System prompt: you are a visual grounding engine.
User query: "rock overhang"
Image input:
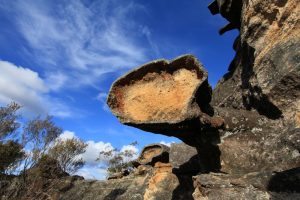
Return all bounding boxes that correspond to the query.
[107,54,213,138]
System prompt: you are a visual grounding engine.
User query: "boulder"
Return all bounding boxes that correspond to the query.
[107,54,213,139]
[192,168,300,200]
[133,143,170,167]
[143,162,178,200]
[169,143,201,174]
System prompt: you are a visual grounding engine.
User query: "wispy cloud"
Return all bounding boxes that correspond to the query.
[1,0,155,90]
[96,92,110,112]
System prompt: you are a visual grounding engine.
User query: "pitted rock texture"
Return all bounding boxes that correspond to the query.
[133,143,170,167]
[143,162,177,200]
[169,143,201,174]
[192,168,300,200]
[204,0,300,199]
[107,54,213,138]
[210,0,300,176]
[212,0,300,122]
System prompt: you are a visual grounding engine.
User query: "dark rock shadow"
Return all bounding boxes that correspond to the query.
[171,174,194,200]
[171,129,221,200]
[171,155,199,200]
[200,130,221,172]
[239,43,283,119]
[267,167,300,193]
[104,188,127,200]
[196,80,214,116]
[242,86,283,119]
[172,154,202,175]
[222,37,283,120]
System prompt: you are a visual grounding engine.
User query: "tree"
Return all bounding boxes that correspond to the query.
[0,103,24,175]
[97,141,138,176]
[22,116,62,167]
[48,138,87,174]
[0,140,24,174]
[0,102,21,140]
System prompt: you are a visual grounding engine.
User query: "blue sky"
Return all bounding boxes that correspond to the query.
[0,0,238,179]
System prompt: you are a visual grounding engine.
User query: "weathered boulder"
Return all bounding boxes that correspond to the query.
[144,162,195,200]
[192,168,300,200]
[107,54,213,139]
[219,125,300,174]
[133,165,153,176]
[169,143,201,174]
[143,162,178,200]
[133,143,170,167]
[107,169,129,180]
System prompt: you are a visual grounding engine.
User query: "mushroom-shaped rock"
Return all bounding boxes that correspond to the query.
[133,143,170,167]
[107,55,212,139]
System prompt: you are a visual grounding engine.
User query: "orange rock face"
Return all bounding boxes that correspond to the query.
[144,162,178,200]
[107,55,212,138]
[118,69,200,122]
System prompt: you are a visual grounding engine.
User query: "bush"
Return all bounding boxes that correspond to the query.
[0,102,88,178]
[0,140,24,174]
[0,103,24,175]
[0,102,20,139]
[48,138,87,174]
[22,116,62,167]
[98,141,138,176]
[28,155,68,179]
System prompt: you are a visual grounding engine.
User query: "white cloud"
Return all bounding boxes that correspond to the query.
[81,140,114,166]
[121,144,139,154]
[57,130,114,167]
[76,167,107,180]
[0,60,71,118]
[2,0,156,90]
[120,144,139,162]
[61,130,140,180]
[160,141,175,147]
[58,130,77,141]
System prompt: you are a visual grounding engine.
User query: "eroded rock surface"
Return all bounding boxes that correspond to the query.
[107,54,214,140]
[197,0,300,199]
[192,168,300,200]
[212,0,300,122]
[134,144,170,167]
[169,143,201,174]
[104,0,300,198]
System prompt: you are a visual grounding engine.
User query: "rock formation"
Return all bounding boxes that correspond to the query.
[133,143,170,167]
[107,55,219,144]
[106,0,300,199]
[1,0,299,199]
[208,0,243,34]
